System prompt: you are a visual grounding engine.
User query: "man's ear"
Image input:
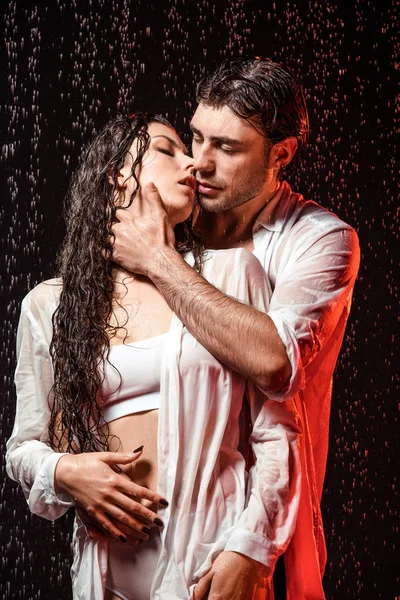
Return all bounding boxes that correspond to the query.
[270,137,298,171]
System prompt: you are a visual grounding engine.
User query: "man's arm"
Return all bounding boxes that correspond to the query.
[154,246,291,393]
[112,185,291,396]
[112,183,360,398]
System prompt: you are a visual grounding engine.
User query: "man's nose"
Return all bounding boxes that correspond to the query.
[193,147,214,173]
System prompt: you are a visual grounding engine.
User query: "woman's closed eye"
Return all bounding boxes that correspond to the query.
[157,147,174,157]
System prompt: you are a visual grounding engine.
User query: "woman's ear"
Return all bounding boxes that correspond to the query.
[108,168,129,208]
[108,169,127,188]
[270,137,298,171]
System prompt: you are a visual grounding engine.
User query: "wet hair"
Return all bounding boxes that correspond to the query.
[196,56,309,179]
[49,113,203,453]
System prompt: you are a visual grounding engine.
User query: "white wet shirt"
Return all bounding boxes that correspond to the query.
[6,247,302,600]
[251,181,360,600]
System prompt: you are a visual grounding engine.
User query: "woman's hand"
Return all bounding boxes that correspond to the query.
[75,506,144,545]
[54,448,168,542]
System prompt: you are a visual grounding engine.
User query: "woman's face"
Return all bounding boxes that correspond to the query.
[116,122,196,226]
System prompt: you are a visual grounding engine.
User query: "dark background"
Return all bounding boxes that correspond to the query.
[1,1,398,598]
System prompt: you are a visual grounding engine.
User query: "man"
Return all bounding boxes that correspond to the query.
[112,57,360,599]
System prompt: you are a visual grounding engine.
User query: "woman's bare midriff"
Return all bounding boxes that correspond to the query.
[104,273,172,509]
[102,411,160,600]
[105,409,159,511]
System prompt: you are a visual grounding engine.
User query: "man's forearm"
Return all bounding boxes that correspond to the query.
[150,247,291,394]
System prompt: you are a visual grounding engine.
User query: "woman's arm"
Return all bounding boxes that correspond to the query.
[6,284,167,541]
[6,288,75,520]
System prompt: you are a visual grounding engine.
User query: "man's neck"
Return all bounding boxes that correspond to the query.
[195,184,280,250]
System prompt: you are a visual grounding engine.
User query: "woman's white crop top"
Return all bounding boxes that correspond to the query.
[100,333,166,423]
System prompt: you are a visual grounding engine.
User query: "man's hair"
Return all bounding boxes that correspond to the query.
[196,57,309,179]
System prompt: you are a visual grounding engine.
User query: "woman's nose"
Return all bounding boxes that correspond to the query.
[183,155,195,174]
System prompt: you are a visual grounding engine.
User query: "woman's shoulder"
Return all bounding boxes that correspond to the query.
[22,278,62,317]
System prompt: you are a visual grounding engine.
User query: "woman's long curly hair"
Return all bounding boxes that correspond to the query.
[49,113,203,453]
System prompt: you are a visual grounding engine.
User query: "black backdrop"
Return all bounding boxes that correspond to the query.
[1,1,398,599]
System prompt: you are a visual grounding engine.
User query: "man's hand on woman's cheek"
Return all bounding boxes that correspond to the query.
[112,182,176,275]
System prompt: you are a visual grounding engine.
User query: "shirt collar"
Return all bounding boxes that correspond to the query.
[253,180,293,234]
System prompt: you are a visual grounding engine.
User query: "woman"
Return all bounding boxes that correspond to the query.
[6,114,301,600]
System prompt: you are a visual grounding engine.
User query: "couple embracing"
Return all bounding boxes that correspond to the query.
[6,57,359,600]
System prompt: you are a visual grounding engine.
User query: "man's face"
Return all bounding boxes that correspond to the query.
[190,103,275,213]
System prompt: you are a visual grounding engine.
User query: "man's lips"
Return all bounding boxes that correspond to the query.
[197,181,222,195]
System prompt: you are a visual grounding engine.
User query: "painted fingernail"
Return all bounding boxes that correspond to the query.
[154,518,164,527]
[142,526,151,535]
[133,445,144,453]
[159,499,169,507]
[119,535,127,543]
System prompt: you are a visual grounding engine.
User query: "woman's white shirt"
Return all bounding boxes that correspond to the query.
[6,248,301,600]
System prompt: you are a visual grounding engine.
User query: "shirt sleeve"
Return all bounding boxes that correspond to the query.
[5,287,75,520]
[266,223,360,401]
[224,385,302,574]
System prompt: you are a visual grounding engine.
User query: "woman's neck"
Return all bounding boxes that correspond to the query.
[112,266,156,298]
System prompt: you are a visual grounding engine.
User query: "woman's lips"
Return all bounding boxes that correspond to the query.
[178,175,197,195]
[178,175,197,191]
